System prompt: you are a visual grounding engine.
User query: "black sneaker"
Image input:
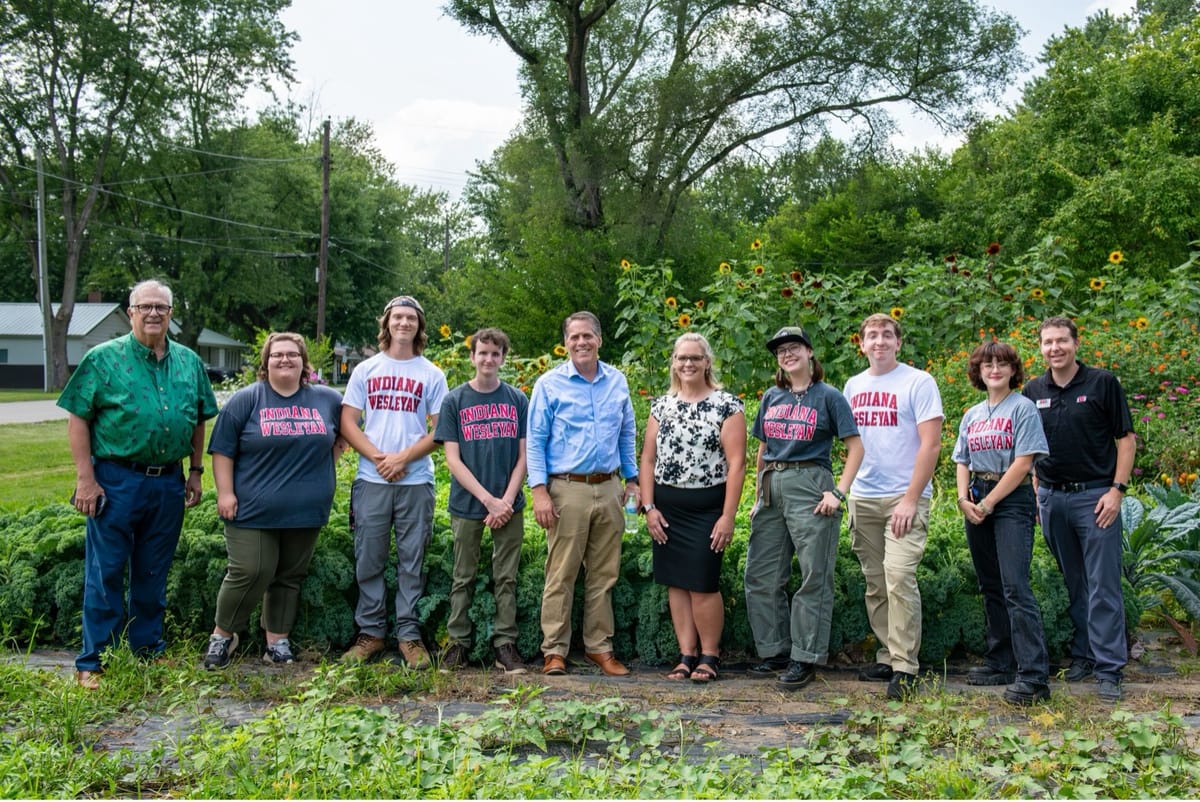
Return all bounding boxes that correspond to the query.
[1096,678,1123,702]
[493,643,527,674]
[776,660,815,689]
[857,662,894,682]
[967,665,1015,686]
[203,633,239,670]
[1002,680,1051,706]
[441,642,469,670]
[263,638,295,664]
[748,654,790,675]
[1062,660,1095,682]
[886,671,919,700]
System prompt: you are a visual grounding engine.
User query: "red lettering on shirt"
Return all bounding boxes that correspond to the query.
[850,391,899,428]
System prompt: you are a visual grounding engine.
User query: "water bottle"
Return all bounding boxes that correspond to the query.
[623,496,639,534]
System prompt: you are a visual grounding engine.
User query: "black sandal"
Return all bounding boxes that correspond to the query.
[691,654,720,683]
[665,654,699,680]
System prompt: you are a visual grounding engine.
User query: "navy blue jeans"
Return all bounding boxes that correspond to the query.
[77,460,185,672]
[965,483,1049,684]
[1038,485,1127,681]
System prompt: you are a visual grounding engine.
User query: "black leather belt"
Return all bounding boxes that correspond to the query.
[551,471,618,484]
[1040,479,1111,493]
[971,472,1032,485]
[99,458,180,477]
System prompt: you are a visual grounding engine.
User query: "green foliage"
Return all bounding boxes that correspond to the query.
[1123,481,1200,624]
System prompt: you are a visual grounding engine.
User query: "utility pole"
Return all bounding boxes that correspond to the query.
[35,148,52,392]
[316,119,331,339]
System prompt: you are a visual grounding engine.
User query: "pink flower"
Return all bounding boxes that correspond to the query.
[1177,386,1189,394]
[1141,416,1151,422]
[1158,412,1166,419]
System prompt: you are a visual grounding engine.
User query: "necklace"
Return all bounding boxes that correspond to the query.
[791,382,812,405]
[985,391,1012,419]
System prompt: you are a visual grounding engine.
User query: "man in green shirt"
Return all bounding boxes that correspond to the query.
[57,279,218,689]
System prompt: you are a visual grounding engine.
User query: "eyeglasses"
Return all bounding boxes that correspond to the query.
[674,355,706,363]
[775,345,806,358]
[269,352,302,361]
[131,304,171,315]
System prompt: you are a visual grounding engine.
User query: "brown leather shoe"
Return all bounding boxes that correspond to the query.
[585,651,630,676]
[542,654,568,675]
[76,670,101,690]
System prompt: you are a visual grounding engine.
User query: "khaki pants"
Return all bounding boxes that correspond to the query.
[848,495,930,675]
[447,512,525,647]
[539,477,623,656]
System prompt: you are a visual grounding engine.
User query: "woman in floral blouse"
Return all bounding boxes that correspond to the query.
[639,333,746,682]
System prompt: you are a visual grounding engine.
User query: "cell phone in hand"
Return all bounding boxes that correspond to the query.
[70,491,107,517]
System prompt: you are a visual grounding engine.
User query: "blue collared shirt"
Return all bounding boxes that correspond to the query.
[526,359,638,486]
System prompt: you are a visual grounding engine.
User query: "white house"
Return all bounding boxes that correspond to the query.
[0,302,245,388]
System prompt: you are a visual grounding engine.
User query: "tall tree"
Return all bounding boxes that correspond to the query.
[448,0,1024,251]
[0,0,293,388]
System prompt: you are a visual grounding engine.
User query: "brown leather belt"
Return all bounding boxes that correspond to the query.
[971,471,1032,485]
[551,471,618,485]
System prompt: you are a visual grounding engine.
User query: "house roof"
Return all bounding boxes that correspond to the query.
[0,302,122,337]
[0,302,244,348]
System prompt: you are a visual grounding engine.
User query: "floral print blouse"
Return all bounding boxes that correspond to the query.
[651,389,744,489]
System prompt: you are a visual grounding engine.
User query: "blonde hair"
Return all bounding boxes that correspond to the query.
[668,332,721,394]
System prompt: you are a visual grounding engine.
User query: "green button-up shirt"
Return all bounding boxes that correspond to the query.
[57,333,219,465]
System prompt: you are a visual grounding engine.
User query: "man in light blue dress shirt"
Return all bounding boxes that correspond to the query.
[527,311,639,676]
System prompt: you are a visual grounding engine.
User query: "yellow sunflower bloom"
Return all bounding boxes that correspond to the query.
[1030,288,1045,300]
[666,296,678,309]
[1108,250,1124,264]
[753,264,765,275]
[439,324,452,339]
[718,262,731,274]
[677,313,692,327]
[695,299,705,309]
[1133,317,1149,330]
[889,307,903,320]
[751,239,763,250]
[464,335,473,348]
[553,344,567,357]
[1089,278,1106,291]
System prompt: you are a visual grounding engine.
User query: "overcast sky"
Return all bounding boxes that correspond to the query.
[262,0,1138,196]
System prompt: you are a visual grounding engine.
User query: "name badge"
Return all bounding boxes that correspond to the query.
[1076,395,1088,403]
[1036,398,1051,409]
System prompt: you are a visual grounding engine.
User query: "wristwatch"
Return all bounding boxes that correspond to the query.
[1112,481,1128,493]
[640,503,657,515]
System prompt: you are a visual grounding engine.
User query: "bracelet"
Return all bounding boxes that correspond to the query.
[979,501,992,515]
[957,496,969,504]
[830,487,846,502]
[189,465,204,474]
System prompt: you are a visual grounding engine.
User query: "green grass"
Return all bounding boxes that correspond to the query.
[0,389,60,402]
[0,421,73,509]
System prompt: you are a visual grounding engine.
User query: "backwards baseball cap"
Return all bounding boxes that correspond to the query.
[384,295,424,317]
[766,325,813,353]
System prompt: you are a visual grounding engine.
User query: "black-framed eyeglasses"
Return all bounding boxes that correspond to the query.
[775,345,805,358]
[131,303,171,315]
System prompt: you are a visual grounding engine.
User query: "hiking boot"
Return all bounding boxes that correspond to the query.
[886,671,919,700]
[203,633,239,670]
[263,638,295,665]
[441,642,469,670]
[967,665,1015,686]
[1062,660,1095,682]
[857,662,894,682]
[341,633,385,663]
[748,654,790,676]
[494,643,527,674]
[399,639,432,670]
[1097,678,1123,702]
[776,660,815,689]
[1002,680,1051,706]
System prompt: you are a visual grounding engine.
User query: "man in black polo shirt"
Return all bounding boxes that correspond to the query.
[1023,316,1135,702]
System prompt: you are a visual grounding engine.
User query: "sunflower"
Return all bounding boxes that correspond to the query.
[889,307,904,320]
[677,313,692,328]
[961,269,972,278]
[945,253,957,263]
[803,299,815,308]
[780,287,795,299]
[438,324,452,339]
[718,262,731,274]
[665,296,678,309]
[620,258,631,270]
[694,299,705,309]
[850,333,861,345]
[753,264,765,275]
[1108,250,1124,264]
[553,344,567,357]
[538,356,548,368]
[751,238,763,250]
[986,242,1001,256]
[1030,288,1045,300]
[789,271,803,283]
[464,335,473,348]
[1089,277,1106,291]
[736,280,747,290]
[1133,317,1149,330]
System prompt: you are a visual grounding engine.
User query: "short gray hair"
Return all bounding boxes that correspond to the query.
[129,279,173,307]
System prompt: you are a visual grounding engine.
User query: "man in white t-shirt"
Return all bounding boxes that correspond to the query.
[843,313,943,699]
[339,295,448,669]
